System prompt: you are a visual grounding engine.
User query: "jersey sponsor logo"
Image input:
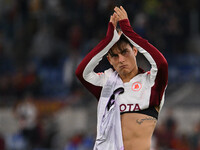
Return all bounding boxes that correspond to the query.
[131,82,142,91]
[120,103,141,112]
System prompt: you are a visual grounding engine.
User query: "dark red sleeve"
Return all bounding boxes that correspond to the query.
[119,19,168,106]
[75,23,115,99]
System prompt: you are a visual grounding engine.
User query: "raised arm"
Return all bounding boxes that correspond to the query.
[114,6,168,106]
[75,18,120,99]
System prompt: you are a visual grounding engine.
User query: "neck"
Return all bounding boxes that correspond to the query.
[120,67,139,83]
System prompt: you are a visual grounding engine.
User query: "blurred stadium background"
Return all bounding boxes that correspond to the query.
[0,0,200,150]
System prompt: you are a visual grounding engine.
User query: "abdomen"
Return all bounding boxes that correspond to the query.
[121,113,157,150]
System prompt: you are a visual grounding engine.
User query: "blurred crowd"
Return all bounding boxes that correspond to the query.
[154,113,200,150]
[1,107,199,150]
[0,0,200,149]
[62,115,200,150]
[1,0,200,100]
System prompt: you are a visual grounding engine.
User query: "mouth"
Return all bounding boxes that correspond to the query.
[119,65,127,69]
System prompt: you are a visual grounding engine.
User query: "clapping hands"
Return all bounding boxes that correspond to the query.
[109,6,128,29]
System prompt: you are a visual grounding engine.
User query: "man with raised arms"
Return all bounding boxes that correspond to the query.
[76,6,168,150]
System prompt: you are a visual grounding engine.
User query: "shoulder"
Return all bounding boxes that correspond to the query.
[104,68,114,79]
[104,68,114,74]
[100,68,114,85]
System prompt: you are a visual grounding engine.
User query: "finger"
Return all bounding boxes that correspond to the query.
[120,6,127,14]
[113,12,119,20]
[109,15,113,23]
[114,13,120,24]
[114,14,119,26]
[114,6,123,16]
[113,14,116,21]
[112,15,116,26]
[110,14,117,28]
[115,6,128,20]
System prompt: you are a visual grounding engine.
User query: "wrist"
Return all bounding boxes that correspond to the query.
[106,22,115,37]
[119,19,130,27]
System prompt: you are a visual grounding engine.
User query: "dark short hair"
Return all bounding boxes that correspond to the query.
[108,34,133,56]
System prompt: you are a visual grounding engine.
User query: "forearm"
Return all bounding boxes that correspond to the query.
[75,22,119,98]
[82,27,119,84]
[119,19,168,83]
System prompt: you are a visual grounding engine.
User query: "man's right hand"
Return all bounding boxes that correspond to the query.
[110,9,123,36]
[109,13,118,29]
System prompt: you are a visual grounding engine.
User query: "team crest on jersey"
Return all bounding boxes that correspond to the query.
[131,82,142,91]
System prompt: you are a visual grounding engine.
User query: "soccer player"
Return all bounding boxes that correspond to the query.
[76,6,168,150]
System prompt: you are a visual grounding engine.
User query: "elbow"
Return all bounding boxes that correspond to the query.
[162,60,168,70]
[158,58,168,71]
[159,60,168,81]
[163,59,168,70]
[157,59,168,80]
[75,67,82,80]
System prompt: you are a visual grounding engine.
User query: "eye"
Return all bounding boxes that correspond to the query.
[111,54,118,58]
[121,49,128,55]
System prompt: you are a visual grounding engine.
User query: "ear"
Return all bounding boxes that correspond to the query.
[107,55,113,65]
[133,47,138,56]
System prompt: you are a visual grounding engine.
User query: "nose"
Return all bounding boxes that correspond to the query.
[118,54,125,63]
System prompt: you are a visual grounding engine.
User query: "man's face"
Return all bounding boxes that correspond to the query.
[107,42,138,78]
